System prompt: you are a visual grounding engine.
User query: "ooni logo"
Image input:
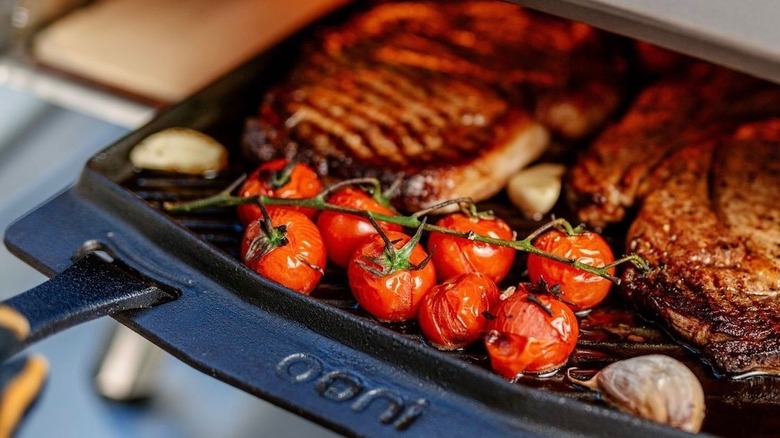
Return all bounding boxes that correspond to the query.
[276,353,428,431]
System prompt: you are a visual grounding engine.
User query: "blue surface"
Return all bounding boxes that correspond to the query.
[0,86,129,293]
[0,86,337,437]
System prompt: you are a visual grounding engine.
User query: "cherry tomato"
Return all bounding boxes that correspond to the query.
[427,214,515,284]
[237,159,323,224]
[527,229,615,312]
[317,187,402,267]
[348,231,436,322]
[418,272,499,350]
[241,209,326,294]
[484,283,579,379]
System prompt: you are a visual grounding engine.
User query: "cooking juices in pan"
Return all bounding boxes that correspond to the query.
[124,167,780,437]
[119,2,780,437]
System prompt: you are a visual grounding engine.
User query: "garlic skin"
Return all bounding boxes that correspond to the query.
[507,163,566,220]
[130,128,228,176]
[570,354,705,433]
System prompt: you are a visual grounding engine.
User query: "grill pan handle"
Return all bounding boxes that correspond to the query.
[0,252,177,363]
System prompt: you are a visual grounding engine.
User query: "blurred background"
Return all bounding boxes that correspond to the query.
[0,0,342,436]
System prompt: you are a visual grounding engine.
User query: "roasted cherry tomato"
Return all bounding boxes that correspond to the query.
[484,283,579,379]
[427,213,515,284]
[527,229,615,312]
[241,209,326,294]
[237,159,323,224]
[418,272,500,350]
[348,230,436,322]
[317,187,402,267]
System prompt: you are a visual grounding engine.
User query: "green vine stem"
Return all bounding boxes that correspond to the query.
[164,177,649,284]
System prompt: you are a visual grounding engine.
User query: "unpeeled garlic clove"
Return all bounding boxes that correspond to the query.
[506,163,566,220]
[130,127,228,176]
[568,354,705,433]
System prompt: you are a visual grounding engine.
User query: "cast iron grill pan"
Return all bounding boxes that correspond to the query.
[123,166,780,437]
[4,3,780,436]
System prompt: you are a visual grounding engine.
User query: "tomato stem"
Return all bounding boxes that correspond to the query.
[315,177,384,201]
[399,217,432,271]
[222,174,247,195]
[526,294,554,316]
[381,177,403,204]
[361,215,430,276]
[164,177,645,283]
[265,159,299,189]
[522,217,571,243]
[258,201,275,235]
[367,215,395,255]
[410,197,474,218]
[244,201,289,264]
[605,253,650,273]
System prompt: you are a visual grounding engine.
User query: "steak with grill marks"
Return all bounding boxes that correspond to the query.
[243,0,626,212]
[622,120,780,374]
[568,63,780,227]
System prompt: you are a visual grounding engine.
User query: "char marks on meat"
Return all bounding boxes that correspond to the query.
[623,121,780,374]
[570,61,780,374]
[244,0,626,212]
[569,64,780,227]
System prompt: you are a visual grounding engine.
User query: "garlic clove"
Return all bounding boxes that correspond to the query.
[507,163,566,220]
[568,354,705,433]
[130,127,228,176]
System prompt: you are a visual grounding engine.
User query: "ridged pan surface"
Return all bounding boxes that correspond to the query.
[117,3,780,433]
[124,164,780,437]
[7,2,780,436]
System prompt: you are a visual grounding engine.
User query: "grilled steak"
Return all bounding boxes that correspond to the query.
[569,64,780,227]
[243,0,626,212]
[622,120,780,374]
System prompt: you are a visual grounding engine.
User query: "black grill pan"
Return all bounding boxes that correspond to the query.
[3,3,779,436]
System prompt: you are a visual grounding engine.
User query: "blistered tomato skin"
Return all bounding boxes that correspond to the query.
[241,209,326,294]
[527,230,615,311]
[484,284,579,379]
[427,214,515,284]
[317,187,402,267]
[418,272,500,350]
[237,159,323,224]
[348,231,436,322]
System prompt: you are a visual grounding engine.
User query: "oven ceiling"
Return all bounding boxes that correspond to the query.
[514,0,780,85]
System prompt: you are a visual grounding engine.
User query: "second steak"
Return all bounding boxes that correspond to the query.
[243,0,626,212]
